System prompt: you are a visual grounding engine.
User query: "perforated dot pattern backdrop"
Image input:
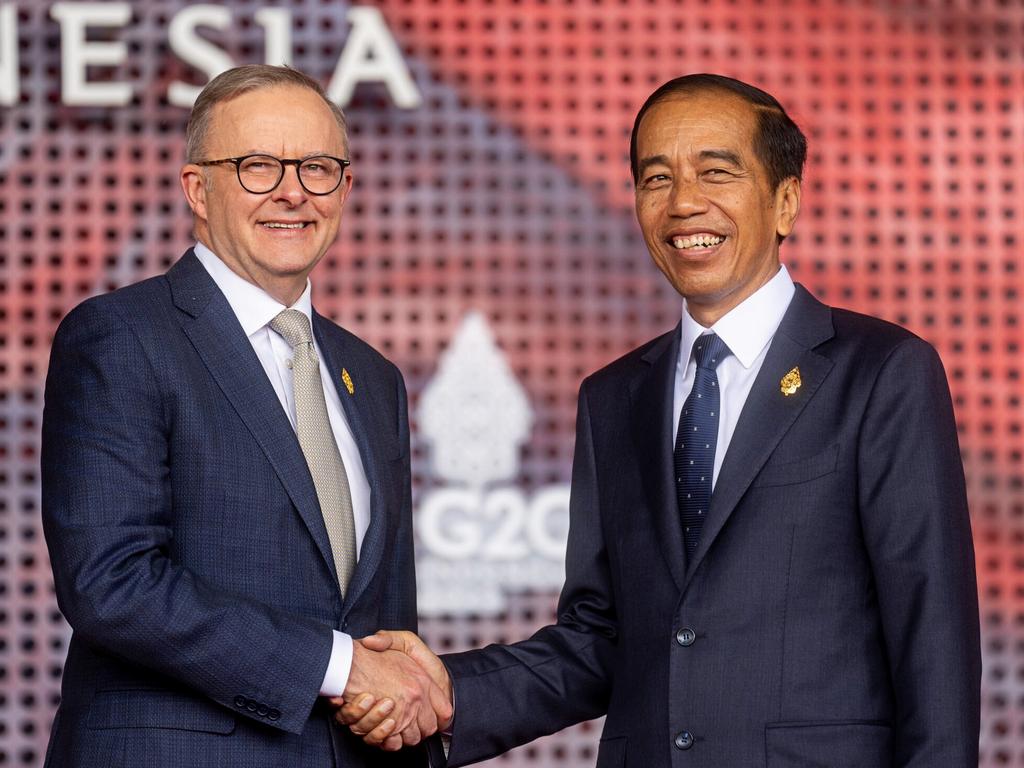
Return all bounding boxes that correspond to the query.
[0,0,1021,765]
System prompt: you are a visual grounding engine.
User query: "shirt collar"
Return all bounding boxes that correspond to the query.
[193,241,314,336]
[679,264,795,369]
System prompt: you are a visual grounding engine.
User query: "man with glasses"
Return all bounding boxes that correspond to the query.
[40,65,449,767]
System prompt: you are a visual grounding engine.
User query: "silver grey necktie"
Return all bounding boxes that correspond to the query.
[270,309,356,593]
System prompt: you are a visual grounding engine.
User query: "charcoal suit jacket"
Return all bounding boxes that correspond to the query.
[41,250,424,767]
[439,284,981,767]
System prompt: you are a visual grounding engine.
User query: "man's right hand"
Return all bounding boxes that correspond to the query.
[338,635,452,750]
[335,631,452,750]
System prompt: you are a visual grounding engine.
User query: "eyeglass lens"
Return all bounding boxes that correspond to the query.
[238,155,343,194]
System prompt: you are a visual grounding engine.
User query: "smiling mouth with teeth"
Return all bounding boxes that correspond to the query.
[670,234,726,250]
[262,222,309,229]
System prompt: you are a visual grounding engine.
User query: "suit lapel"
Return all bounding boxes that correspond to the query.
[166,251,341,588]
[312,313,393,614]
[683,285,835,587]
[630,326,688,593]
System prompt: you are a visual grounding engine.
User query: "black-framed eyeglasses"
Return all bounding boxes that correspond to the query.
[196,154,351,195]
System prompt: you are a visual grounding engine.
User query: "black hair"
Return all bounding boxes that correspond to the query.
[629,74,807,191]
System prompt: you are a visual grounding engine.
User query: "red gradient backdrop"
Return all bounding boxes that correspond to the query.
[0,1,1020,765]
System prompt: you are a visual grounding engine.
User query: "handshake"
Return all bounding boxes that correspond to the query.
[331,631,452,751]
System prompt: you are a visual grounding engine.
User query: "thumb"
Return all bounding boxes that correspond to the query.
[364,630,449,691]
[358,631,397,651]
[404,638,450,692]
[426,678,454,729]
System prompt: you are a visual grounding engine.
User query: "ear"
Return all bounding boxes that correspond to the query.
[336,169,354,209]
[774,176,801,239]
[180,164,210,222]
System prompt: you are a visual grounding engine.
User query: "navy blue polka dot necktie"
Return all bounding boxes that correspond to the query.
[674,333,732,559]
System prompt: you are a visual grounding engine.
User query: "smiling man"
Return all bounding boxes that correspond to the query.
[342,74,981,767]
[40,65,449,768]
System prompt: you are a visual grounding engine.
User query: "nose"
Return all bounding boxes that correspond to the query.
[667,177,708,217]
[271,163,307,204]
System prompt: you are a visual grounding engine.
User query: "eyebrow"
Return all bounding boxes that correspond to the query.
[698,149,743,166]
[636,154,671,178]
[636,149,745,178]
[239,149,337,159]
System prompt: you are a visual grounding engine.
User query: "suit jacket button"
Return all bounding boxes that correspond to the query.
[257,705,269,717]
[268,709,281,721]
[246,701,258,712]
[676,627,696,647]
[233,696,247,709]
[674,730,694,750]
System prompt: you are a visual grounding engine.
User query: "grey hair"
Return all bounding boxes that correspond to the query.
[184,65,349,163]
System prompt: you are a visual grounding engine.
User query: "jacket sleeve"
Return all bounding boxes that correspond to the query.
[856,337,981,766]
[441,382,615,766]
[41,299,334,735]
[377,363,419,631]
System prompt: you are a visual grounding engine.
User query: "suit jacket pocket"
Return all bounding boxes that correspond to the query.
[752,444,839,488]
[596,736,626,767]
[87,689,236,734]
[765,721,891,767]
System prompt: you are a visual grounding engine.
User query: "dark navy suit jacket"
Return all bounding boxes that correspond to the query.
[439,285,981,767]
[41,250,424,767]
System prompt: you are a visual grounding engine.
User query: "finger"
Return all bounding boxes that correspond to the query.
[346,699,394,735]
[399,722,423,746]
[413,697,439,739]
[338,695,379,726]
[382,733,403,752]
[363,717,396,747]
[337,694,376,725]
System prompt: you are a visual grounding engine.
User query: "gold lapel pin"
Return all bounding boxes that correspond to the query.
[341,368,355,395]
[780,366,801,396]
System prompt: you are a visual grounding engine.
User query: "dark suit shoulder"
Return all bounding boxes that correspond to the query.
[829,305,920,346]
[824,304,939,370]
[786,295,949,410]
[54,274,175,344]
[782,285,938,372]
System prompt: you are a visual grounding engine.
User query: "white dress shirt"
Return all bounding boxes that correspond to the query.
[441,269,798,749]
[194,242,367,696]
[673,265,796,490]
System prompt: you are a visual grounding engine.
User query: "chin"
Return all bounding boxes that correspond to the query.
[256,257,315,278]
[666,270,725,298]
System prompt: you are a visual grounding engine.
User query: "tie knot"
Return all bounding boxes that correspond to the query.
[691,333,730,371]
[270,309,314,349]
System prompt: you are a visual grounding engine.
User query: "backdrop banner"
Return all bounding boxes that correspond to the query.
[0,1,1019,765]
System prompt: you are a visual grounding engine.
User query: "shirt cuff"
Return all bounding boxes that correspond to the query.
[441,683,455,736]
[318,630,353,697]
[440,682,455,758]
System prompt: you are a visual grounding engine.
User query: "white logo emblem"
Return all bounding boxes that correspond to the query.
[416,312,570,615]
